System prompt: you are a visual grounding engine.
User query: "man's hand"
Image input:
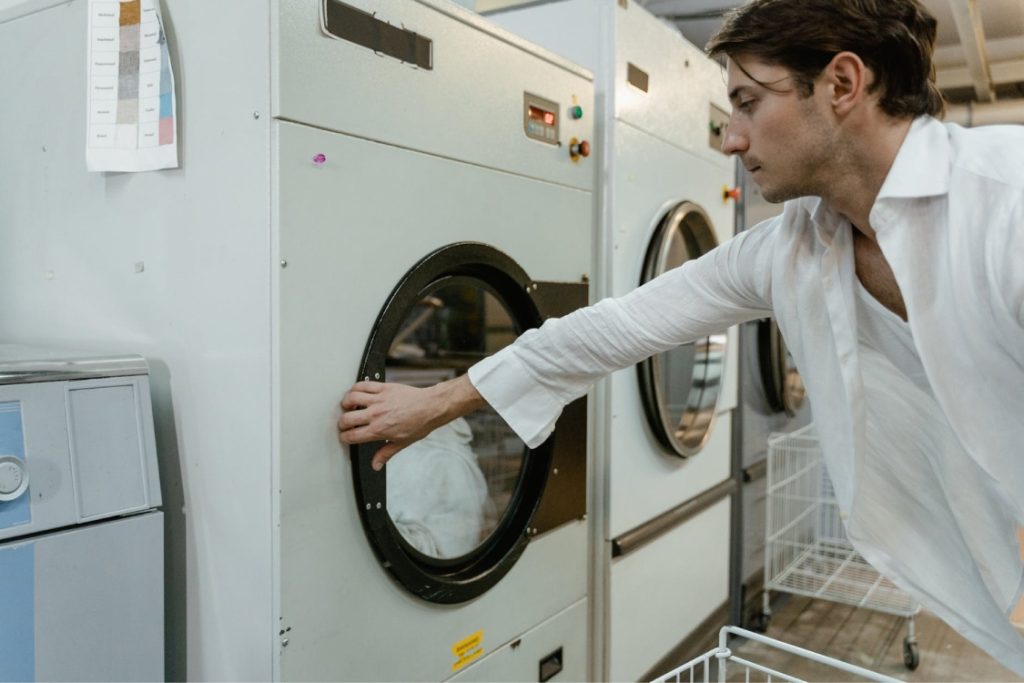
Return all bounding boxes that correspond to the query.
[338,375,487,471]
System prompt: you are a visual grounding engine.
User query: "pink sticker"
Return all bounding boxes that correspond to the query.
[159,117,174,145]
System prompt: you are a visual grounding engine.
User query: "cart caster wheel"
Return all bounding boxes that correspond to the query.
[748,612,772,633]
[903,637,920,671]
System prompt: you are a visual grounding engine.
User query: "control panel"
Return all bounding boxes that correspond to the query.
[708,103,730,153]
[523,92,560,144]
[523,91,591,164]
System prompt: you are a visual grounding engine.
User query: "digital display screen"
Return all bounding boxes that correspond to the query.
[528,105,556,127]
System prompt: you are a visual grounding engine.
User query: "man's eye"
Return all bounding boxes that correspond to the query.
[739,99,756,112]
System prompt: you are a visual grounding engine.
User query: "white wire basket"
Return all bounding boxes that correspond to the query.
[761,425,921,670]
[652,626,899,682]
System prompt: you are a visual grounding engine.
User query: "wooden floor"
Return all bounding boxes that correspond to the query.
[721,594,1023,682]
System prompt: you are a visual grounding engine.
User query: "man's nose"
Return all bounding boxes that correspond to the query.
[721,122,747,155]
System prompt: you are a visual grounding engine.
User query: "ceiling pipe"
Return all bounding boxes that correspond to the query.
[945,99,1024,126]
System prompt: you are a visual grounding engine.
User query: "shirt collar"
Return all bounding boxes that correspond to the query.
[875,115,950,201]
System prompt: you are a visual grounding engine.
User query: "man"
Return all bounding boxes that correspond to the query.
[340,0,1024,671]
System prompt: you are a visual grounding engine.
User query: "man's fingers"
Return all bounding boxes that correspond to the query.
[340,390,380,411]
[337,409,372,431]
[337,424,378,445]
[351,380,386,394]
[338,427,403,469]
[372,442,404,471]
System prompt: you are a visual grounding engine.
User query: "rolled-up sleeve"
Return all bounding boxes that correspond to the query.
[469,218,778,447]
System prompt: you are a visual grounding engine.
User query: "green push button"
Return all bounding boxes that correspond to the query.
[571,105,583,119]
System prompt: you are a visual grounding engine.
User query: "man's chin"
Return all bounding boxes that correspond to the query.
[758,183,809,204]
[759,185,789,204]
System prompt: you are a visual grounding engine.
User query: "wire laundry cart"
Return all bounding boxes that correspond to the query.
[760,425,921,670]
[653,626,900,682]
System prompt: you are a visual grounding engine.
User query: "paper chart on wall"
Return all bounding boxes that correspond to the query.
[86,0,178,172]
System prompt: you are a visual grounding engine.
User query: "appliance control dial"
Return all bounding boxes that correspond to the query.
[0,456,29,502]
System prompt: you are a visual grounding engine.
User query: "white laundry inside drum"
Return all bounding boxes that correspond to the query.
[384,281,525,560]
[386,418,494,559]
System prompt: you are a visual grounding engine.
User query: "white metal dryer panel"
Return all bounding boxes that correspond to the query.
[0,2,275,681]
[276,120,590,681]
[609,120,736,302]
[448,598,588,682]
[608,391,733,539]
[603,123,737,537]
[608,498,731,682]
[492,0,733,161]
[613,1,732,161]
[277,0,595,191]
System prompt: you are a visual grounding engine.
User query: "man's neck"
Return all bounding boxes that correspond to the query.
[824,116,914,240]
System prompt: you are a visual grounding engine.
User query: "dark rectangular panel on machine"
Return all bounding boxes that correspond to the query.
[323,0,433,70]
[530,281,588,534]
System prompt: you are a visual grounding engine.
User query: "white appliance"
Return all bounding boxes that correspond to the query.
[731,168,812,630]
[0,347,163,682]
[0,1,594,680]
[490,2,739,679]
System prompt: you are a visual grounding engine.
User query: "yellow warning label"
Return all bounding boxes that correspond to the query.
[451,630,484,672]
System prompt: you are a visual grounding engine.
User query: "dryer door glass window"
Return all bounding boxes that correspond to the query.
[353,242,561,604]
[638,202,726,457]
[757,318,806,416]
[385,278,524,561]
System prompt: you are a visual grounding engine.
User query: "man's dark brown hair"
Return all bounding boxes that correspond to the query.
[706,0,945,118]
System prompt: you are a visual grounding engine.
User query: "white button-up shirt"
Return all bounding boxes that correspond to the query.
[469,116,1024,672]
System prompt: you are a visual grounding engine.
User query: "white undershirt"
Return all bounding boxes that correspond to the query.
[855,279,933,397]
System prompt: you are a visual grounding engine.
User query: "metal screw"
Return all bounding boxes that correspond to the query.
[376,502,382,509]
[282,638,289,647]
[365,503,371,510]
[253,111,261,120]
[135,262,145,273]
[531,283,538,291]
[374,372,380,379]
[280,259,288,268]
[552,468,559,475]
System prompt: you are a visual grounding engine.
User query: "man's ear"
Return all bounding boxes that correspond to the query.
[824,51,869,116]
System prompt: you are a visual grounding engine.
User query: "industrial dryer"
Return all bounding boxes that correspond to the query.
[731,167,811,630]
[491,1,739,679]
[0,0,594,680]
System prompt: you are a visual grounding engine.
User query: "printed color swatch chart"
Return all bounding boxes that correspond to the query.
[87,0,178,172]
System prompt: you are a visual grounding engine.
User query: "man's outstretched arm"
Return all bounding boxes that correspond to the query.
[338,375,488,471]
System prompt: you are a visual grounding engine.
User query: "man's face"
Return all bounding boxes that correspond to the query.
[722,55,837,203]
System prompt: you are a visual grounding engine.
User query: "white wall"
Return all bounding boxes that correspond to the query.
[0,1,274,679]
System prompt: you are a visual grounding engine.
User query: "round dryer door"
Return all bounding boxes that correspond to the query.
[757,318,806,415]
[637,202,727,458]
[351,242,555,604]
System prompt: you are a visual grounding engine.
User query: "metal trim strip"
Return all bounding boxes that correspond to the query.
[611,478,737,558]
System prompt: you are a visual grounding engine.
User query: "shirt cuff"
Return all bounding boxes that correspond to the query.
[468,349,563,449]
